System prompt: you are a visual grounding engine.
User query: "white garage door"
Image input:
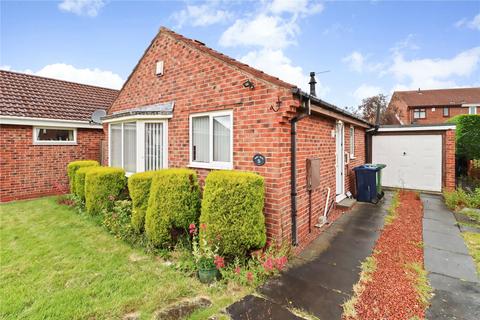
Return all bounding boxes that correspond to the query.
[372,135,442,192]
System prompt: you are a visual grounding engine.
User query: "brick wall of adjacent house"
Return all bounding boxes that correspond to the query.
[409,106,469,125]
[445,129,456,191]
[0,125,103,202]
[105,30,367,246]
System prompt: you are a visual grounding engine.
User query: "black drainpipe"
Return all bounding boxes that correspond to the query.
[290,73,315,246]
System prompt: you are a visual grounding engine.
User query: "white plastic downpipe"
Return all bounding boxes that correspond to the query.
[315,187,331,228]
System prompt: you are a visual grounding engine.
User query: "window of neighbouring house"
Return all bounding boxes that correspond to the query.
[413,108,426,119]
[190,110,233,169]
[109,120,167,174]
[349,126,355,159]
[469,106,477,115]
[443,107,449,117]
[33,127,76,145]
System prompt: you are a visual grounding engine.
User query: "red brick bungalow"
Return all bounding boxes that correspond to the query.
[103,27,371,247]
[0,70,118,202]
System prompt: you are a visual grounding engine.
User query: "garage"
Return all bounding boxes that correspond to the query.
[371,124,456,192]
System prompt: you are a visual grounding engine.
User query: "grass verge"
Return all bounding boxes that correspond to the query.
[404,262,433,308]
[462,232,480,275]
[384,190,400,225]
[0,197,248,320]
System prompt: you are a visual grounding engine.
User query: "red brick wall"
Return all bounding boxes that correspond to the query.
[445,129,456,191]
[294,117,366,244]
[409,106,468,124]
[0,125,103,202]
[107,30,367,247]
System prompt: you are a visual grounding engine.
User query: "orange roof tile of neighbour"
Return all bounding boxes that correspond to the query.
[393,87,480,107]
[0,70,119,121]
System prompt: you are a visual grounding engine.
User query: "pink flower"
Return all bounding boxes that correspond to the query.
[274,256,288,271]
[262,258,275,273]
[200,223,207,230]
[214,255,225,269]
[234,266,241,274]
[189,223,197,235]
[246,272,254,282]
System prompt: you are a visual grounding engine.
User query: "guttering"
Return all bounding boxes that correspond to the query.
[0,116,103,129]
[377,124,456,132]
[290,97,311,246]
[102,113,173,123]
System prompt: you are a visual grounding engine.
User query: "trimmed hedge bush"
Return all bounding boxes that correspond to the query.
[145,169,201,247]
[75,166,98,201]
[200,170,266,258]
[85,167,127,216]
[67,160,99,194]
[128,171,157,233]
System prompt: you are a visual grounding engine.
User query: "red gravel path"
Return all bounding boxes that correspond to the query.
[348,191,426,320]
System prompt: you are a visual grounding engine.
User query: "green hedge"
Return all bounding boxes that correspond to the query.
[447,114,480,160]
[200,170,266,258]
[128,171,157,233]
[67,160,99,194]
[145,169,201,247]
[75,166,98,201]
[85,167,127,216]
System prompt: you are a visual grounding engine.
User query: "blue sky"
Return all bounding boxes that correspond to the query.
[1,0,479,108]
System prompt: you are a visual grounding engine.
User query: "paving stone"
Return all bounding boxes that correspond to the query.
[424,209,458,224]
[423,218,460,235]
[227,295,305,320]
[423,229,469,255]
[424,246,478,283]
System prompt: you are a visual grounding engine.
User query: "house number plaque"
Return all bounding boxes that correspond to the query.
[253,154,266,166]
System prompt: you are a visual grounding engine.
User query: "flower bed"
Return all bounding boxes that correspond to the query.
[343,191,431,320]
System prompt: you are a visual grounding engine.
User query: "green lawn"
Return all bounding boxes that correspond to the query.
[0,197,245,319]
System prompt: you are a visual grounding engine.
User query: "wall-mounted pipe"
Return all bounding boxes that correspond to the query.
[315,187,331,227]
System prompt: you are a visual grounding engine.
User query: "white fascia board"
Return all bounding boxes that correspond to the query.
[377,125,456,132]
[102,114,173,123]
[461,103,480,107]
[0,116,102,129]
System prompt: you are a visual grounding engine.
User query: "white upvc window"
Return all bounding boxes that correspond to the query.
[109,120,168,175]
[33,127,77,145]
[349,125,355,159]
[413,108,426,119]
[469,106,477,115]
[189,110,233,170]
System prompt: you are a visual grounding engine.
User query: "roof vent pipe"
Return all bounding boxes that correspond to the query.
[309,72,317,97]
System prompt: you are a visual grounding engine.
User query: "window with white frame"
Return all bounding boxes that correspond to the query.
[443,107,449,117]
[413,108,426,119]
[109,120,167,174]
[33,127,76,145]
[469,106,477,115]
[349,126,355,159]
[190,110,233,169]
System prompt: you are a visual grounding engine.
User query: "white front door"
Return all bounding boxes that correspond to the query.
[372,135,442,192]
[136,120,168,172]
[335,121,345,202]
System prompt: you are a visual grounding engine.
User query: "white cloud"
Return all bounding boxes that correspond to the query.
[353,84,382,103]
[1,63,123,89]
[389,46,480,90]
[268,0,323,16]
[58,0,106,17]
[172,2,232,28]
[219,14,298,49]
[240,49,329,96]
[455,13,480,31]
[343,51,364,72]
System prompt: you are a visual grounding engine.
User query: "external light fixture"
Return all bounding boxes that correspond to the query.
[242,79,255,90]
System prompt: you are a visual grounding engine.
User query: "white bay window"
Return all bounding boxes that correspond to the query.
[109,120,167,174]
[190,110,233,169]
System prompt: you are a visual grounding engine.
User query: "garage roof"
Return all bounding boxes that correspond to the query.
[0,70,119,122]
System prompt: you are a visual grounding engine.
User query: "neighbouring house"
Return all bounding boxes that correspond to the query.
[0,70,118,202]
[389,87,480,125]
[103,26,372,247]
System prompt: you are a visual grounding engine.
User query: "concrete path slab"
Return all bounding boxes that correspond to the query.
[227,295,305,320]
[228,192,392,320]
[421,194,480,320]
[424,246,478,282]
[423,229,469,255]
[423,218,460,235]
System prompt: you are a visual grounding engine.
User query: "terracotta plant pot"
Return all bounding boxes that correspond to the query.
[198,267,218,284]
